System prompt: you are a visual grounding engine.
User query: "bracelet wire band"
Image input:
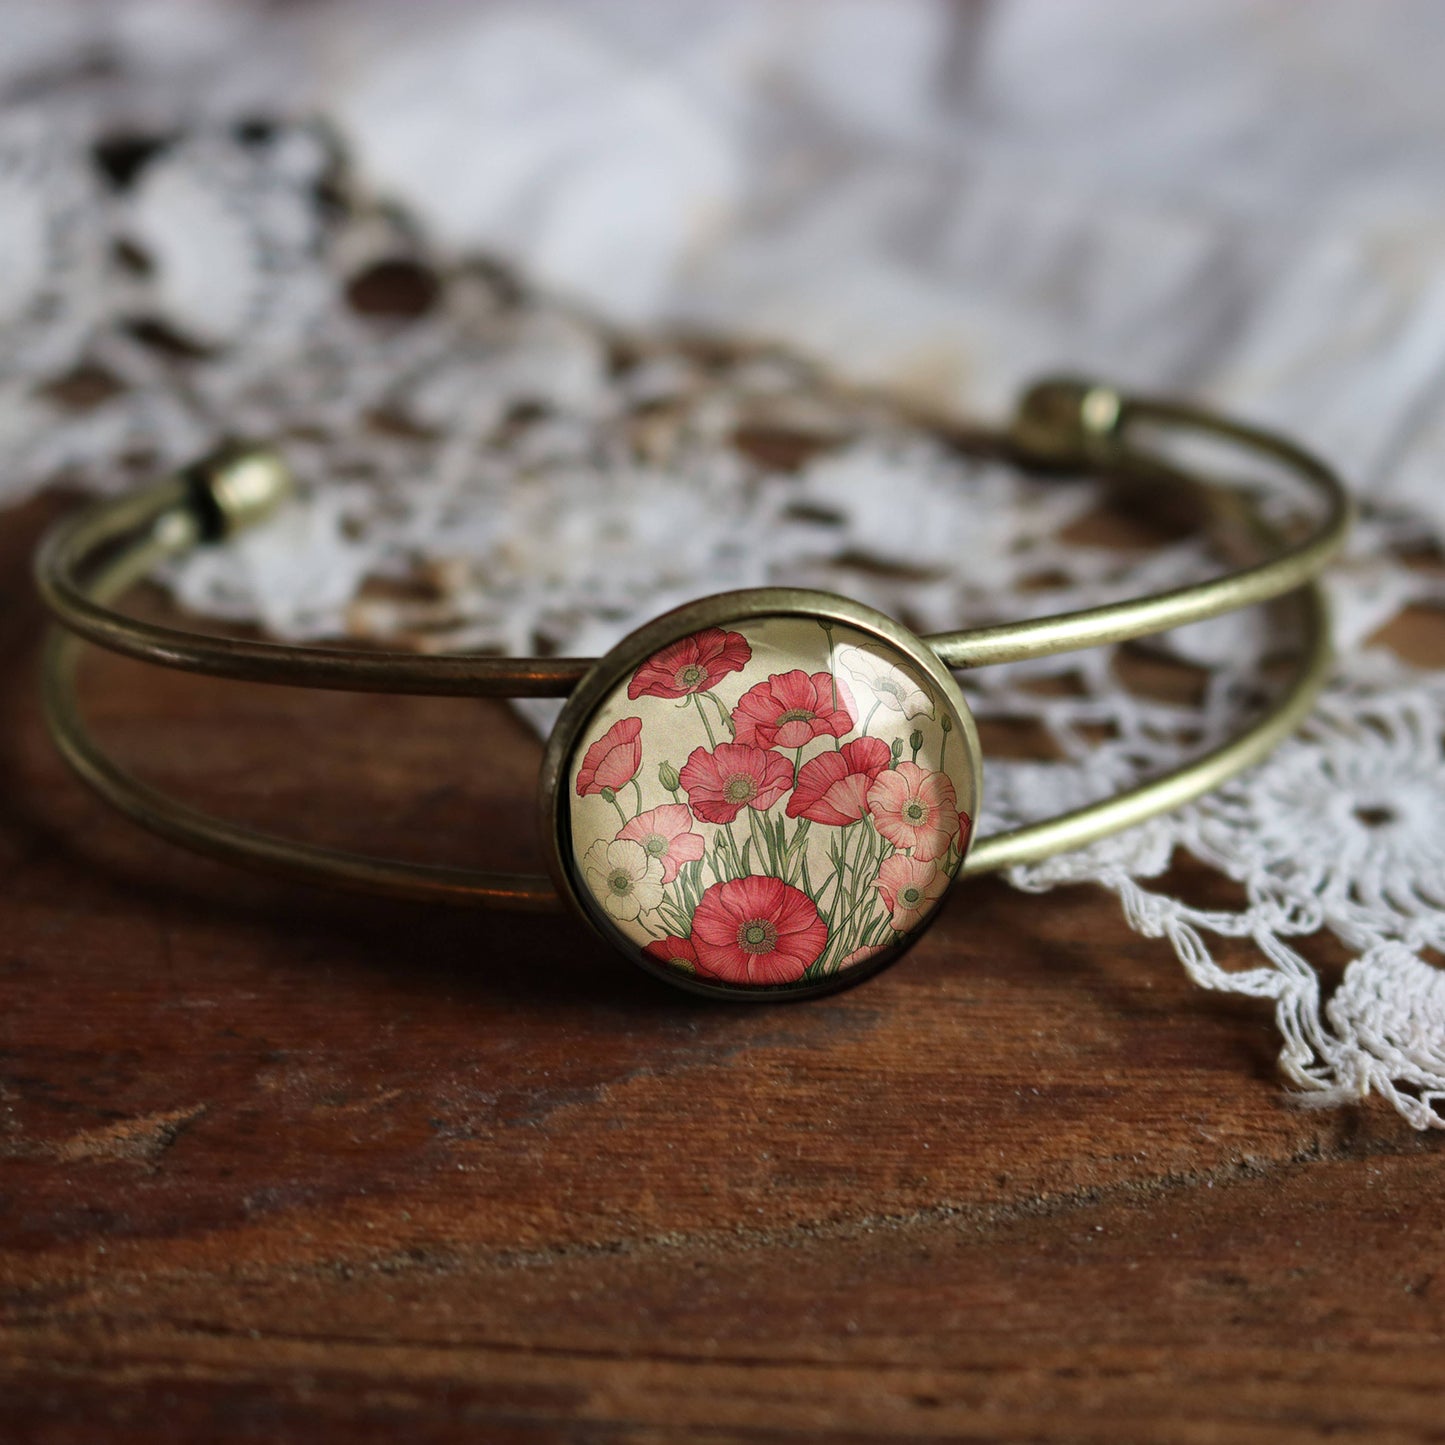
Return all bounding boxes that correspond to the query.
[35,380,1353,911]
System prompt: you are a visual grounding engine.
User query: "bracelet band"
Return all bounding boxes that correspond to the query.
[35,378,1353,999]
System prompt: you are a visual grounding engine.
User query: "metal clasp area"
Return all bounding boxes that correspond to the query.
[1009,378,1125,470]
[184,444,294,540]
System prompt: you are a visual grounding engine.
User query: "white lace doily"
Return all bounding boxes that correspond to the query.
[5,0,1445,1128]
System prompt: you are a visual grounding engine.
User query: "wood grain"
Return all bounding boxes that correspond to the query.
[1,495,1440,1444]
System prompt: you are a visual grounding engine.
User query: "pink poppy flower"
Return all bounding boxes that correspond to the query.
[678,742,794,824]
[837,944,886,971]
[575,716,644,796]
[786,736,892,825]
[731,669,855,750]
[644,935,699,975]
[628,627,751,700]
[873,854,948,932]
[690,875,829,985]
[616,804,706,884]
[867,762,960,862]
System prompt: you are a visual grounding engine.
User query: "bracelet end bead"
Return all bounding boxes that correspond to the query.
[1010,377,1124,470]
[184,444,293,540]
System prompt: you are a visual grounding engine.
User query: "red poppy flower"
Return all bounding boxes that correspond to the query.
[867,762,960,862]
[690,875,829,985]
[575,715,643,796]
[678,742,794,824]
[628,627,752,700]
[644,935,699,975]
[616,803,706,884]
[785,736,892,825]
[731,669,856,750]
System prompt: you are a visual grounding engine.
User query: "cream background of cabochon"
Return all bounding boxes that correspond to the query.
[565,615,976,978]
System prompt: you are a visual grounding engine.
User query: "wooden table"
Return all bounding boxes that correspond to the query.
[2,494,1440,1443]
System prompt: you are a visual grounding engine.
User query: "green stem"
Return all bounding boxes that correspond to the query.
[684,858,705,905]
[704,690,735,738]
[705,837,730,885]
[724,820,746,875]
[826,836,886,967]
[783,818,810,885]
[813,837,845,916]
[657,895,692,936]
[821,821,868,928]
[634,911,666,939]
[608,794,629,831]
[747,806,775,877]
[692,692,719,750]
[631,778,644,816]
[814,864,842,914]
[844,816,870,891]
[823,822,885,967]
[860,699,881,737]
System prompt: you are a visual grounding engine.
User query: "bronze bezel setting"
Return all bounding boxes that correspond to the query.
[539,587,983,1001]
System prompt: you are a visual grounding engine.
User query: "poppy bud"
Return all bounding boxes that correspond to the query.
[658,761,681,792]
[891,737,904,760]
[909,729,923,758]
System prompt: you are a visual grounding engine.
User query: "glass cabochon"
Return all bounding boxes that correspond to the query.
[560,612,977,995]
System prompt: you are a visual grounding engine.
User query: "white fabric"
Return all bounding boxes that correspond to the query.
[3,0,1445,1125]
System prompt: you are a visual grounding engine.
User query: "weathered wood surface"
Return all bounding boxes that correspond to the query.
[1,495,1441,1444]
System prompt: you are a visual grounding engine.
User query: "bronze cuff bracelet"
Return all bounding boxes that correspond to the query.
[35,378,1354,1000]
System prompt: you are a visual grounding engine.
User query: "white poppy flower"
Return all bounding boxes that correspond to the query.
[583,837,665,921]
[1190,697,1445,952]
[835,644,934,720]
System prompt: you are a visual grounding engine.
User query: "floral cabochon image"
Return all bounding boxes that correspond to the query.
[564,614,976,993]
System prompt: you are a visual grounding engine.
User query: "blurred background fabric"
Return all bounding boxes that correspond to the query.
[9,0,1445,510]
[4,0,1445,1126]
